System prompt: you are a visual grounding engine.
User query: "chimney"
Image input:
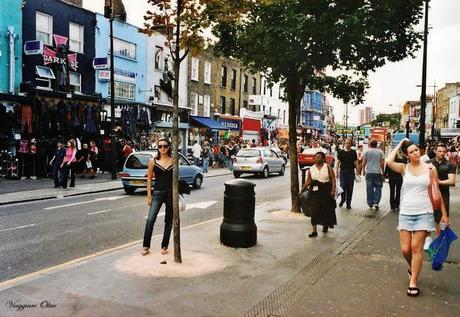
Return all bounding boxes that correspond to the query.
[60,0,83,7]
[105,0,127,22]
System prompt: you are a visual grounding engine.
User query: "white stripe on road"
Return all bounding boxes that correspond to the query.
[44,196,125,210]
[87,210,110,216]
[0,223,38,233]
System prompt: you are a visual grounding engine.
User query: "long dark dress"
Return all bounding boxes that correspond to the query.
[309,179,337,228]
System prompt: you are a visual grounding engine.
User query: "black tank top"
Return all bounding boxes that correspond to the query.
[153,160,173,191]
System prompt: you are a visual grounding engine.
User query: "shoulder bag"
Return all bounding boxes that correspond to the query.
[428,165,442,211]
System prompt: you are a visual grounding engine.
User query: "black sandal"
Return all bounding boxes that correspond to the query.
[322,226,329,233]
[308,232,318,238]
[407,287,419,297]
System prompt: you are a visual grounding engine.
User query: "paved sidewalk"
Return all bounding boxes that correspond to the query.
[0,168,232,206]
[0,183,458,317]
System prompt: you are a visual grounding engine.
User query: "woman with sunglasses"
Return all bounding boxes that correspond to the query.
[142,138,173,256]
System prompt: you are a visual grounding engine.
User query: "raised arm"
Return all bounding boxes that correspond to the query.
[386,138,407,175]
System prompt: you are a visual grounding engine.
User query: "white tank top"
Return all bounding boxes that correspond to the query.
[399,165,433,215]
[310,164,330,183]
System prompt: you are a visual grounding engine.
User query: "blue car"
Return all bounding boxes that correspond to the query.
[120,150,204,194]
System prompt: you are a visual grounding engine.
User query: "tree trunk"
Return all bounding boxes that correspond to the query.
[172,0,183,263]
[286,76,302,213]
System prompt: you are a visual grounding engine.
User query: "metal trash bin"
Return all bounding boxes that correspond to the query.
[220,179,257,248]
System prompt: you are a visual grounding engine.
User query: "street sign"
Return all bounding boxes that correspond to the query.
[93,57,109,70]
[24,40,42,55]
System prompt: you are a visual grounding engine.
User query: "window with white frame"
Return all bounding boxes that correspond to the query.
[69,22,84,53]
[203,95,211,117]
[154,46,163,70]
[190,93,198,115]
[35,66,55,90]
[36,12,53,45]
[113,38,136,60]
[204,61,212,84]
[108,81,135,100]
[191,57,199,81]
[69,72,82,93]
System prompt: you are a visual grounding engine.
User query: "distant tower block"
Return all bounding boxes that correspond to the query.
[105,0,127,21]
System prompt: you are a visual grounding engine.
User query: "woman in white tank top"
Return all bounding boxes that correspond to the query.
[387,138,449,297]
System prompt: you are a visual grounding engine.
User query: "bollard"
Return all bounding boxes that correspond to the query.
[220,179,257,248]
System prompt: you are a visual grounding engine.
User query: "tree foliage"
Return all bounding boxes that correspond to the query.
[207,0,425,212]
[370,112,402,130]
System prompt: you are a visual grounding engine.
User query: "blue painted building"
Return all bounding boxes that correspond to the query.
[301,90,324,133]
[0,0,23,95]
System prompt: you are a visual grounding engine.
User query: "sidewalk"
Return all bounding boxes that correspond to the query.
[0,183,458,316]
[0,167,232,206]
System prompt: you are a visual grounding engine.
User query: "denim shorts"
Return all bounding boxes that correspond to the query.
[397,213,435,232]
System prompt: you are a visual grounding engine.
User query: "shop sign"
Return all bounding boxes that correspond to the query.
[43,46,78,71]
[219,119,241,131]
[98,70,111,82]
[24,40,43,55]
[114,68,136,83]
[93,57,109,70]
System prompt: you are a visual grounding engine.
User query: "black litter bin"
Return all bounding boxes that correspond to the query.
[220,179,257,248]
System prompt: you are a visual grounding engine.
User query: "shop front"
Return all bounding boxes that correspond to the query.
[242,117,261,145]
[216,114,242,143]
[189,115,228,146]
[152,104,189,153]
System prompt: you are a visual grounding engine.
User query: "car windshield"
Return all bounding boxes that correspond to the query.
[237,149,260,157]
[125,154,152,169]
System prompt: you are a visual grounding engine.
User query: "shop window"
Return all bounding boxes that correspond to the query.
[204,61,212,84]
[108,81,135,100]
[221,66,227,87]
[220,96,226,114]
[231,69,237,90]
[69,22,84,53]
[204,95,211,117]
[36,11,53,45]
[154,46,163,70]
[230,98,235,115]
[191,57,199,81]
[69,72,81,93]
[190,93,198,115]
[113,38,136,60]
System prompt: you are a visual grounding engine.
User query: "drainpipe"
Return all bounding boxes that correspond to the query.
[7,26,17,94]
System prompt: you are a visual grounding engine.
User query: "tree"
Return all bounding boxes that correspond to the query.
[207,0,424,212]
[142,0,210,263]
[370,113,402,130]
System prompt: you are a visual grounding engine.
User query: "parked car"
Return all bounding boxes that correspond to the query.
[297,147,335,168]
[233,147,286,178]
[120,150,204,194]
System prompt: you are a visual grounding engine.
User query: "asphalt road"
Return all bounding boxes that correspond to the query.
[0,171,291,282]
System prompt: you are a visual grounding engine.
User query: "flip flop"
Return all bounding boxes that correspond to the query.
[407,287,420,297]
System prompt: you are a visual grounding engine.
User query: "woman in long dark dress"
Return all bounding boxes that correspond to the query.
[300,152,337,237]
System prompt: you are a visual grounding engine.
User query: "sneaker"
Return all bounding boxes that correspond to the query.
[339,201,345,207]
[368,205,374,210]
[424,236,433,251]
[374,204,379,211]
[346,205,352,210]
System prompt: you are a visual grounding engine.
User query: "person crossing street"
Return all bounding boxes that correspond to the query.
[363,139,385,210]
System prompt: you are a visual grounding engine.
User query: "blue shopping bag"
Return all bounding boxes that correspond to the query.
[427,227,458,271]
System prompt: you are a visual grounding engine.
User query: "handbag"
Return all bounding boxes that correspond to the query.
[428,165,442,210]
[300,190,312,217]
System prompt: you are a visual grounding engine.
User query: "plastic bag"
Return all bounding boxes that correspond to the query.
[427,227,458,271]
[335,184,343,200]
[86,160,92,169]
[300,190,311,217]
[179,194,186,212]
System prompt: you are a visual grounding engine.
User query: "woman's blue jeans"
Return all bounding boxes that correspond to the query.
[143,189,173,249]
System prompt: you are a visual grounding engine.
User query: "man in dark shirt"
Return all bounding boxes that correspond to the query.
[335,138,358,209]
[49,141,66,188]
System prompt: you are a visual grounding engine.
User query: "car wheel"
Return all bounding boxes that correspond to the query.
[193,175,203,189]
[233,171,241,178]
[124,186,136,194]
[279,165,285,176]
[262,166,269,178]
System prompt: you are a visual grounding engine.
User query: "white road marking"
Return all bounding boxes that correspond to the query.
[44,196,125,210]
[87,210,110,216]
[185,200,218,210]
[0,223,38,233]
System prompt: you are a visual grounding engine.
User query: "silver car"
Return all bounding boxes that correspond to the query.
[233,147,286,178]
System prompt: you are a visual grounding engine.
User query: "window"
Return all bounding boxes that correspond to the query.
[69,22,84,53]
[113,38,136,60]
[277,109,281,119]
[36,66,55,79]
[263,81,267,95]
[230,98,236,115]
[191,57,199,81]
[108,81,135,100]
[243,100,248,109]
[220,96,226,113]
[221,66,227,87]
[36,12,53,45]
[252,77,257,94]
[204,61,212,84]
[269,107,272,115]
[190,93,198,115]
[154,46,163,70]
[283,110,286,124]
[270,87,273,97]
[263,105,266,113]
[69,72,81,93]
[243,75,248,93]
[231,69,237,90]
[203,95,211,117]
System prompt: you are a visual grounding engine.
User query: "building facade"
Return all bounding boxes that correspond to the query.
[301,90,325,133]
[449,95,460,129]
[358,106,374,125]
[436,83,460,129]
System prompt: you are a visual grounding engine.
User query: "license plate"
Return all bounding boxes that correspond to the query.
[240,166,251,171]
[130,180,144,185]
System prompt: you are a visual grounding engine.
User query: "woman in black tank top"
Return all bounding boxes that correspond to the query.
[142,138,173,256]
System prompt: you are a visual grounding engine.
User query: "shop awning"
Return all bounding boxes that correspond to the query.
[190,116,227,130]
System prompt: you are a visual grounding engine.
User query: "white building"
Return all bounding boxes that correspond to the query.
[449,95,460,129]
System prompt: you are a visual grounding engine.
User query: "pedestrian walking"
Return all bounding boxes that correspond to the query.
[335,138,358,209]
[192,140,202,166]
[424,143,457,249]
[49,140,66,188]
[61,139,77,188]
[89,141,99,179]
[446,146,459,173]
[202,142,211,173]
[122,140,133,160]
[363,139,385,210]
[356,145,364,175]
[387,138,450,297]
[300,152,337,237]
[384,151,405,212]
[142,138,173,256]
[76,143,90,178]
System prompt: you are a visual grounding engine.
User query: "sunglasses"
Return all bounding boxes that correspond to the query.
[158,144,170,149]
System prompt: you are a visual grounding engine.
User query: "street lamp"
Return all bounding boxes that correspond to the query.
[418,0,430,147]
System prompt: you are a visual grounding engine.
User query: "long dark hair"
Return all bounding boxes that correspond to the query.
[156,137,172,159]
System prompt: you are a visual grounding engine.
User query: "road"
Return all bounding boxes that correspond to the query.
[0,171,292,282]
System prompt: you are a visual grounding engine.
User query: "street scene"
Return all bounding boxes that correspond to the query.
[1,0,460,316]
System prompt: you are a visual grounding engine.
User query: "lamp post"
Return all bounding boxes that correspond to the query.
[419,0,430,147]
[417,82,437,140]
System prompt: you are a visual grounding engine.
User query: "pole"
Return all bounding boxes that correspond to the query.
[345,103,348,138]
[419,0,429,147]
[109,0,117,180]
[432,81,436,138]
